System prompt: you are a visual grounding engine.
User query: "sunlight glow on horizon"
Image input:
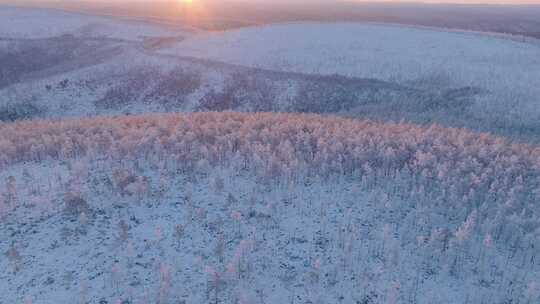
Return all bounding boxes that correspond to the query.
[12,0,540,4]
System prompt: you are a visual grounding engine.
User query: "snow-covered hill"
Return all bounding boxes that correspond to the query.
[163,22,540,130]
[0,6,187,41]
[2,5,540,304]
[1,112,539,303]
[164,22,540,87]
[2,7,540,141]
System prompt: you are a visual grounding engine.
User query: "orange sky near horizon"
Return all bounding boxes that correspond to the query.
[9,0,540,4]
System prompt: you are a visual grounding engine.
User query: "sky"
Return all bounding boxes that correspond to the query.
[192,0,540,5]
[123,0,540,4]
[356,0,536,3]
[5,0,540,5]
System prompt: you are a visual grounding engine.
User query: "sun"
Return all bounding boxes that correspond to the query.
[174,0,209,27]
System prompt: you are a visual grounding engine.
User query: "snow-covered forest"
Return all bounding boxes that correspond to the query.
[1,4,540,304]
[1,113,539,303]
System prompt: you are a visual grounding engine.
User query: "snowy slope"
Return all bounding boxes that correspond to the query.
[163,22,540,124]
[1,112,539,304]
[0,6,185,41]
[2,7,540,142]
[164,22,540,84]
[2,6,540,304]
[3,163,533,304]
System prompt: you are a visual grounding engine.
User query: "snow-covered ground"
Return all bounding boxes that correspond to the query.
[0,6,187,41]
[2,7,540,141]
[163,22,540,125]
[2,161,536,304]
[1,8,540,302]
[164,22,540,85]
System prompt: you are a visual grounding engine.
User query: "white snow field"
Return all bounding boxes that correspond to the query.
[3,6,540,141]
[164,22,540,125]
[0,6,185,41]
